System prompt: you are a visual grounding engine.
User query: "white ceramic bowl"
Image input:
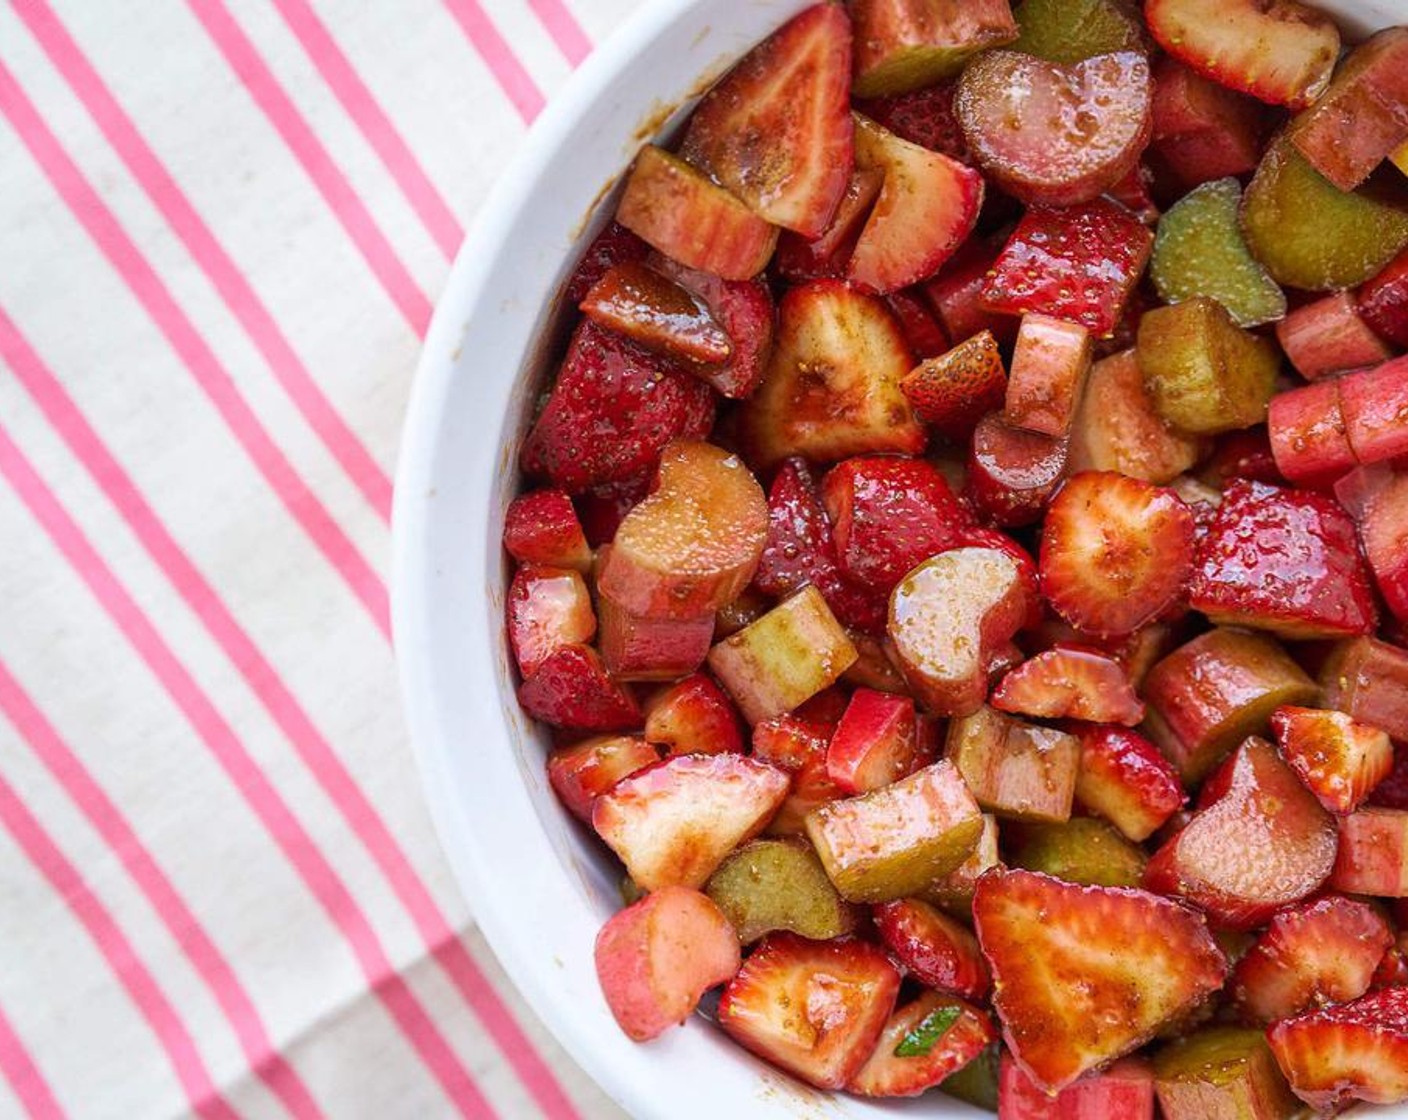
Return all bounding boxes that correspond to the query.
[394,2,1406,1116]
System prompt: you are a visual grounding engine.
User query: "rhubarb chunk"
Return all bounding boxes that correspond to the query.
[1150,56,1270,191]
[1074,723,1186,842]
[1275,291,1394,382]
[1241,138,1408,291]
[1359,244,1408,348]
[946,706,1079,823]
[805,759,984,903]
[1011,0,1143,63]
[598,441,767,620]
[1267,987,1408,1111]
[1340,466,1408,627]
[1329,808,1408,897]
[1153,1027,1303,1120]
[1002,1054,1155,1120]
[1271,706,1393,815]
[592,754,790,890]
[616,147,778,281]
[1142,628,1316,783]
[1145,737,1338,930]
[973,870,1226,1093]
[1136,297,1278,435]
[1070,349,1203,483]
[887,548,1031,716]
[649,256,776,399]
[680,5,853,238]
[921,812,1001,913]
[704,838,858,944]
[1189,479,1379,640]
[1004,314,1093,438]
[1150,178,1286,329]
[850,0,1018,98]
[1320,636,1408,742]
[1265,379,1356,487]
[598,594,713,681]
[739,280,924,468]
[900,330,1007,441]
[956,50,1152,208]
[848,992,996,1098]
[966,414,1068,528]
[594,886,740,1041]
[1341,355,1408,466]
[707,586,858,724]
[718,933,900,1090]
[580,260,731,365]
[1009,817,1148,888]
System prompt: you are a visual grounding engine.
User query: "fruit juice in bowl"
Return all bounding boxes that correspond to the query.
[395,0,1408,1116]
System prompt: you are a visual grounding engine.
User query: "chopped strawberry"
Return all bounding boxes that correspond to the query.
[1144,0,1339,109]
[1201,428,1285,488]
[1359,244,1408,349]
[900,329,1007,441]
[884,289,949,359]
[507,564,596,677]
[580,260,732,365]
[820,456,969,592]
[643,673,745,757]
[1105,164,1159,225]
[1073,724,1186,843]
[546,735,659,822]
[594,886,741,1041]
[1145,737,1338,931]
[1039,471,1195,638]
[517,644,641,732]
[1189,479,1379,640]
[521,320,715,493]
[873,897,990,1000]
[753,458,887,635]
[739,280,925,468]
[773,168,883,282]
[956,50,1152,207]
[1267,986,1408,1110]
[751,712,844,835]
[825,688,921,795]
[1271,706,1394,815]
[649,256,776,400]
[966,413,1069,528]
[922,236,1018,346]
[592,753,790,890]
[855,80,968,162]
[680,4,854,238]
[991,646,1144,726]
[972,869,1226,1093]
[848,992,996,1098]
[1001,1054,1155,1120]
[616,147,779,281]
[981,199,1153,338]
[1230,895,1395,1024]
[848,115,984,294]
[717,933,901,1090]
[564,221,649,306]
[573,473,650,547]
[503,489,592,572]
[1070,348,1203,485]
[947,706,1080,823]
[1329,807,1408,897]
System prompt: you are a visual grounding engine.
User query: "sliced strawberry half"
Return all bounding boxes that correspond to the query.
[856,80,968,162]
[991,646,1144,726]
[503,489,592,572]
[1271,706,1394,816]
[507,564,596,678]
[592,754,790,890]
[972,869,1226,1093]
[820,455,969,593]
[1230,895,1395,1024]
[717,932,901,1090]
[847,114,983,295]
[1073,724,1186,843]
[847,992,995,1098]
[1040,471,1195,638]
[981,199,1153,338]
[1267,986,1408,1110]
[1144,737,1338,931]
[643,673,745,758]
[517,644,641,733]
[680,4,853,238]
[521,320,715,493]
[546,735,659,822]
[873,897,990,1000]
[1144,0,1339,109]
[751,713,844,836]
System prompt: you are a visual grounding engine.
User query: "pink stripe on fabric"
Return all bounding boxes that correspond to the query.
[527,0,592,67]
[13,0,393,525]
[0,775,240,1120]
[0,309,582,1120]
[0,61,390,639]
[0,1002,65,1120]
[0,655,326,1120]
[270,0,464,260]
[0,427,497,1120]
[440,0,546,123]
[184,0,432,335]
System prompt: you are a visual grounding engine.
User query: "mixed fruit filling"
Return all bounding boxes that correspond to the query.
[503,0,1408,1112]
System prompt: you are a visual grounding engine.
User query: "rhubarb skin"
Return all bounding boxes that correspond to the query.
[1320,636,1408,742]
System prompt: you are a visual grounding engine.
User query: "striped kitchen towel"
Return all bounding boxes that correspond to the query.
[0,1,637,1116]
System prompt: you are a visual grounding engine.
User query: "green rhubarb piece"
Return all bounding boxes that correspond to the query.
[704,838,857,944]
[1241,138,1408,291]
[940,1042,1001,1112]
[1012,0,1144,64]
[1154,1028,1305,1120]
[1152,179,1286,328]
[1009,818,1148,888]
[1136,297,1279,435]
